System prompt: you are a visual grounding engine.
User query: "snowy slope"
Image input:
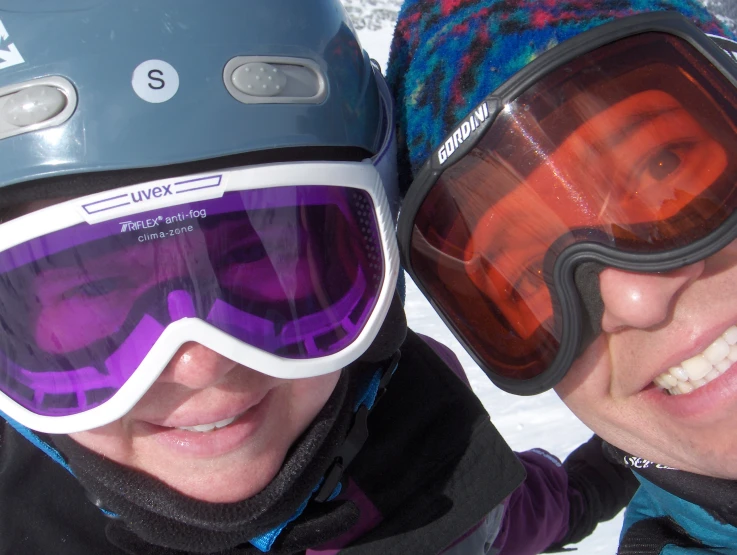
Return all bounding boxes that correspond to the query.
[343,1,736,553]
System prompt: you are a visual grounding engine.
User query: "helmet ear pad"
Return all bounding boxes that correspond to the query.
[358,289,407,363]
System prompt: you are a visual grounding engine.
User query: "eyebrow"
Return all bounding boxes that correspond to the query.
[479,108,684,258]
[588,106,682,156]
[479,208,542,271]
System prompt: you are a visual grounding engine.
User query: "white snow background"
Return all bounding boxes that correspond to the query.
[341,0,737,552]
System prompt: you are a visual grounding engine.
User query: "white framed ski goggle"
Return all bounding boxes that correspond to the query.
[0,128,399,433]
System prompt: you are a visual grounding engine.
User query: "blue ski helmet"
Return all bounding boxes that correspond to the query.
[0,0,393,195]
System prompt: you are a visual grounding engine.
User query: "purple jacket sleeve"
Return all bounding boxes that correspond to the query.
[493,449,582,555]
[416,333,581,554]
[417,333,471,387]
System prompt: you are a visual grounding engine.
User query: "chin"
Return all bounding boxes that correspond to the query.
[160,455,285,503]
[688,448,737,481]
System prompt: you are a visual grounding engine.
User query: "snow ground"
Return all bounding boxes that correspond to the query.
[343,1,736,552]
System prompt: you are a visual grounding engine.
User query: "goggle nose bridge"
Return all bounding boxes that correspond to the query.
[572,260,606,355]
[552,211,737,374]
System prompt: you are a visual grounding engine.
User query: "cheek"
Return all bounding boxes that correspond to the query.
[67,419,133,463]
[553,336,624,436]
[703,239,737,278]
[555,335,611,402]
[554,338,649,451]
[286,372,341,429]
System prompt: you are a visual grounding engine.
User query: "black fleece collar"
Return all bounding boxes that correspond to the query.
[50,369,362,554]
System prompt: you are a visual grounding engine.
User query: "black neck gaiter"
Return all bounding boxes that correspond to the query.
[50,370,362,554]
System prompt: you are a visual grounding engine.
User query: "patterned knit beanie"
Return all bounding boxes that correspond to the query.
[386,0,737,192]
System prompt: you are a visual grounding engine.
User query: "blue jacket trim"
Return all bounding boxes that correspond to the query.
[249,481,323,553]
[0,410,74,476]
[622,475,737,552]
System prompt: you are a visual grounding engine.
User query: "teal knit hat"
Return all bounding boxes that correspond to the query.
[386,0,737,192]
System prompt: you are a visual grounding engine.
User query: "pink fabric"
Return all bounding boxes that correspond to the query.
[306,478,383,554]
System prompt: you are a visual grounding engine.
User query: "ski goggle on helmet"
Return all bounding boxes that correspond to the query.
[398,12,737,395]
[0,0,400,433]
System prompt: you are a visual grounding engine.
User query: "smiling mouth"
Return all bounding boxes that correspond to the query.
[654,325,737,395]
[174,415,239,433]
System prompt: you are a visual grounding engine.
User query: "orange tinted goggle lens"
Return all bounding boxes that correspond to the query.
[410,32,737,381]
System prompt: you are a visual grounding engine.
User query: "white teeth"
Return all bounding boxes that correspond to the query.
[177,416,237,433]
[703,338,730,365]
[669,366,689,382]
[681,356,711,382]
[724,326,737,345]
[654,324,737,395]
[717,359,733,373]
[676,381,694,394]
[705,369,721,383]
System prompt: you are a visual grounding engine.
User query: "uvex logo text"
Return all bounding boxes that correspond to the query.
[131,185,173,203]
[81,174,222,220]
[438,102,490,165]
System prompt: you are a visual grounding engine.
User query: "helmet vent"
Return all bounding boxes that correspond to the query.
[0,76,76,141]
[4,86,67,126]
[231,62,288,97]
[224,56,326,105]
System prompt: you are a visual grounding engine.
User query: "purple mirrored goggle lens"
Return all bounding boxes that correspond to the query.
[0,185,385,417]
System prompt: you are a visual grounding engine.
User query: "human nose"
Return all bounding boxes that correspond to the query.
[156,342,240,390]
[599,261,705,333]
